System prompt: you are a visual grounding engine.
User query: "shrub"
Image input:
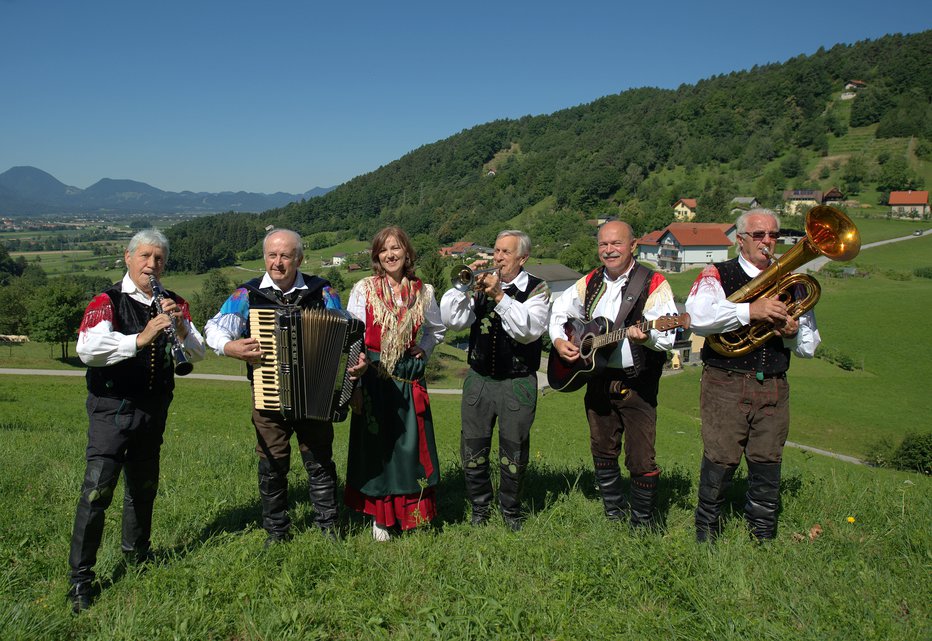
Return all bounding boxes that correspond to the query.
[913,266,932,279]
[864,436,897,468]
[891,432,932,475]
[815,345,860,371]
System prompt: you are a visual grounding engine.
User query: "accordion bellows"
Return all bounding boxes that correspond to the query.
[250,307,364,422]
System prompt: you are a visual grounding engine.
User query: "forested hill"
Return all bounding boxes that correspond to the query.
[167,31,931,273]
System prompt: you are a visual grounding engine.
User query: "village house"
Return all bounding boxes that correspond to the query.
[782,189,823,215]
[822,187,846,206]
[637,222,735,273]
[841,79,867,100]
[672,198,698,221]
[525,263,583,301]
[888,190,930,219]
[439,241,477,258]
[730,196,761,215]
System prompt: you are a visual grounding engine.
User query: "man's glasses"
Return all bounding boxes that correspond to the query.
[739,231,780,241]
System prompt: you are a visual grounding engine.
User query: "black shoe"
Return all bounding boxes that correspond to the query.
[263,531,293,548]
[123,548,156,567]
[470,505,491,526]
[503,515,523,532]
[67,582,100,614]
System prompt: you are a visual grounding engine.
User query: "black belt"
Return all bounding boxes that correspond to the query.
[707,365,786,381]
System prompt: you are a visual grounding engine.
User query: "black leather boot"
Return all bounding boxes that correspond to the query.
[66,581,101,615]
[629,472,659,528]
[498,439,527,532]
[68,458,122,594]
[121,457,160,563]
[258,457,291,545]
[593,457,627,521]
[462,437,493,526]
[695,457,738,543]
[301,450,338,537]
[745,461,782,541]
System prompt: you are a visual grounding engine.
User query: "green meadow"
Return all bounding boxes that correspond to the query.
[1,226,929,639]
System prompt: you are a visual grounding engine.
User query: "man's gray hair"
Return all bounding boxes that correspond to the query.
[127,229,170,259]
[263,228,304,260]
[497,229,531,258]
[736,208,780,234]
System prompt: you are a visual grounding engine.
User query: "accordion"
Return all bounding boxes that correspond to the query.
[249,307,364,422]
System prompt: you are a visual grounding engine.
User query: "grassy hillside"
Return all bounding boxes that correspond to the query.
[0,375,929,640]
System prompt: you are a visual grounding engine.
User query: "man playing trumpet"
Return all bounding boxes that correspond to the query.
[440,230,551,530]
[68,229,205,613]
[685,209,820,542]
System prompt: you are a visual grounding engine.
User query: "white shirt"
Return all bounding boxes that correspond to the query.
[76,273,206,367]
[346,280,446,359]
[549,265,678,369]
[439,269,551,344]
[684,254,820,357]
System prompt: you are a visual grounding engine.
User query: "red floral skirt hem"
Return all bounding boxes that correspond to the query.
[344,485,437,530]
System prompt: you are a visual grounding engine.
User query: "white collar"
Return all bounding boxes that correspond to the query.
[738,253,765,278]
[501,269,529,292]
[259,272,308,295]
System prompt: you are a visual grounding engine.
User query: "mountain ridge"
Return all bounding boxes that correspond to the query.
[0,166,334,216]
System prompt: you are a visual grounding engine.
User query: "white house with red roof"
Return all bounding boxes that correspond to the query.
[638,222,736,273]
[888,190,930,219]
[672,198,698,221]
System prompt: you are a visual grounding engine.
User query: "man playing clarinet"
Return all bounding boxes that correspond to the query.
[68,229,205,613]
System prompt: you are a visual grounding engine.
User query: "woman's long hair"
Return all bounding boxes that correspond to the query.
[370,226,417,280]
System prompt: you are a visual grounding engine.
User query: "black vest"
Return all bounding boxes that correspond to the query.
[701,258,792,375]
[467,273,544,379]
[240,274,331,380]
[242,273,329,311]
[85,284,176,399]
[584,263,666,380]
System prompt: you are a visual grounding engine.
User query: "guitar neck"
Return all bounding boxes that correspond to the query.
[592,319,652,350]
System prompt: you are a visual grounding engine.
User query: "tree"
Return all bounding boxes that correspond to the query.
[189,270,234,327]
[324,267,346,293]
[28,280,88,359]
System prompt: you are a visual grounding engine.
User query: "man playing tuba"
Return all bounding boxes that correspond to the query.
[685,209,820,542]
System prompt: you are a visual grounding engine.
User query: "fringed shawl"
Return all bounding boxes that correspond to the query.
[363,275,428,378]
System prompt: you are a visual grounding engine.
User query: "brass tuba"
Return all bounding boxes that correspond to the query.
[707,205,860,357]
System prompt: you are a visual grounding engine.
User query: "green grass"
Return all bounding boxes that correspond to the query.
[0,373,928,640]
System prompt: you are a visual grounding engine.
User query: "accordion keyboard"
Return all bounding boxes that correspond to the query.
[250,308,282,412]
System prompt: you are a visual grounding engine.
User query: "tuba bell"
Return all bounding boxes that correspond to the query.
[707,205,860,357]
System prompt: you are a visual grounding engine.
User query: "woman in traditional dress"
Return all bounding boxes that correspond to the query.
[344,226,446,540]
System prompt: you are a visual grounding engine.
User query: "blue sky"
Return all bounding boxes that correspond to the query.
[1,0,928,194]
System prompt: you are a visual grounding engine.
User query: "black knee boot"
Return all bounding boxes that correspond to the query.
[745,461,782,541]
[462,437,493,526]
[121,457,160,563]
[695,457,737,543]
[258,457,291,544]
[301,451,338,536]
[629,472,659,528]
[498,439,527,532]
[593,457,627,521]
[68,458,121,612]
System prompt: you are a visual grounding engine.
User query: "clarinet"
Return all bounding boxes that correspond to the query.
[148,275,194,376]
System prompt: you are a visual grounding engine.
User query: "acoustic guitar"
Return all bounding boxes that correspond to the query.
[546,314,690,392]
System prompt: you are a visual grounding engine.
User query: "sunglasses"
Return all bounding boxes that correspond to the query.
[739,231,780,241]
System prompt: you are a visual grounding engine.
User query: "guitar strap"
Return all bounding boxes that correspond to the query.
[613,262,652,330]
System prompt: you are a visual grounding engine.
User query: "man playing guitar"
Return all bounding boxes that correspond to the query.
[549,221,679,528]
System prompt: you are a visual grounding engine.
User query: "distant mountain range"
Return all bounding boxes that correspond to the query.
[0,166,334,217]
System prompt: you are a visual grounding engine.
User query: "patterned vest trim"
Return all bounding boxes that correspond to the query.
[85,284,175,398]
[700,259,791,375]
[583,263,665,379]
[467,272,544,379]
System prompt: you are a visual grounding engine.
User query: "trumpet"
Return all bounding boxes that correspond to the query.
[148,275,194,376]
[450,265,500,292]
